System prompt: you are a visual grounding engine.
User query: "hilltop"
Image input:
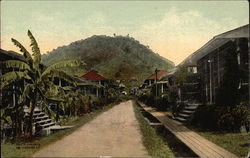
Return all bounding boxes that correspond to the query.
[42,35,174,85]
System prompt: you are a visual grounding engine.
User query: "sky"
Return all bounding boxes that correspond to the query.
[1,0,249,65]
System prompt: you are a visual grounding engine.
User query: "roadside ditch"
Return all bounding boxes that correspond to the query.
[137,103,197,157]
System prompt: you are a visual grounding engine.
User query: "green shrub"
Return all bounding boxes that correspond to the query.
[217,107,234,131]
[192,103,250,132]
[218,104,249,132]
[154,95,169,111]
[191,105,218,130]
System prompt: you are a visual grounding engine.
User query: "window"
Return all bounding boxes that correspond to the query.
[188,66,197,73]
[193,67,197,73]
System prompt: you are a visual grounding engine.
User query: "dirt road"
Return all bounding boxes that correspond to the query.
[33,100,149,157]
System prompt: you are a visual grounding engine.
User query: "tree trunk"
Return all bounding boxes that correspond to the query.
[28,92,37,138]
[69,104,71,117]
[28,105,35,138]
[74,105,77,116]
[74,101,77,116]
[15,112,21,138]
[17,112,23,137]
[56,104,59,122]
[14,118,17,139]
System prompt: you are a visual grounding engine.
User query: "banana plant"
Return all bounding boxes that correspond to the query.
[63,90,84,116]
[0,30,85,137]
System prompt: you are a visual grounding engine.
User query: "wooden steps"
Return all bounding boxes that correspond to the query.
[24,106,73,136]
[175,103,201,123]
[33,109,56,130]
[137,101,238,158]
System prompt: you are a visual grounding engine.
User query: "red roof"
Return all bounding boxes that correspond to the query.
[81,70,107,81]
[147,70,168,80]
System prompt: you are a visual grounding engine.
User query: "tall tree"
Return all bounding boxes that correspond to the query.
[0,30,85,137]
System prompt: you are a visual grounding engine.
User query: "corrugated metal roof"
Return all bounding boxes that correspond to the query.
[80,70,107,81]
[214,24,249,39]
[73,76,103,88]
[162,68,178,78]
[179,24,249,66]
[0,49,25,61]
[147,70,168,80]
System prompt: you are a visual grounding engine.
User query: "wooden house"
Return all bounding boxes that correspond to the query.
[0,49,26,108]
[80,70,108,97]
[144,70,168,86]
[162,66,201,103]
[73,76,103,96]
[143,70,169,97]
[179,24,249,105]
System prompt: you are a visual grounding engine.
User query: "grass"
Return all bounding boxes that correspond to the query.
[1,101,120,158]
[132,100,175,157]
[188,126,250,157]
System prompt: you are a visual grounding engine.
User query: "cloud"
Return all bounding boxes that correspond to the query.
[133,7,248,64]
[1,4,248,65]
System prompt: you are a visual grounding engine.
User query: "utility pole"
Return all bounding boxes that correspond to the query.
[155,68,158,97]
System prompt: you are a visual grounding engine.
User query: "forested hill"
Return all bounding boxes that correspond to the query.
[42,35,174,83]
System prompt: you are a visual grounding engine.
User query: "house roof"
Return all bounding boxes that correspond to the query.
[80,70,107,81]
[73,76,104,88]
[147,70,168,80]
[0,49,25,61]
[162,68,177,79]
[179,24,249,66]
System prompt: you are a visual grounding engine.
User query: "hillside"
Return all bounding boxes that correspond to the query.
[42,35,174,85]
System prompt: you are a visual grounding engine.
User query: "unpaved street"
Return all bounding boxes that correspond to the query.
[33,100,149,157]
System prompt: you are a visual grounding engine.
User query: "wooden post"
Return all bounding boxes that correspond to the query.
[12,68,15,108]
[96,88,99,97]
[13,85,15,107]
[161,83,164,96]
[59,78,62,87]
[155,68,158,97]
[178,87,181,101]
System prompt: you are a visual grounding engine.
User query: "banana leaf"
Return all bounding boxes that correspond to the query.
[0,71,31,89]
[18,84,34,104]
[11,38,33,64]
[1,60,31,71]
[42,60,85,76]
[42,69,76,86]
[28,30,41,67]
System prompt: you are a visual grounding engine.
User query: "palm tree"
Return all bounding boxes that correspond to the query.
[0,30,84,137]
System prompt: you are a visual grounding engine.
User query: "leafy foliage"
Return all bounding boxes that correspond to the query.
[0,60,31,71]
[0,71,31,89]
[173,65,188,85]
[1,30,84,137]
[28,30,41,68]
[192,103,250,132]
[42,60,85,76]
[217,104,250,132]
[11,38,33,64]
